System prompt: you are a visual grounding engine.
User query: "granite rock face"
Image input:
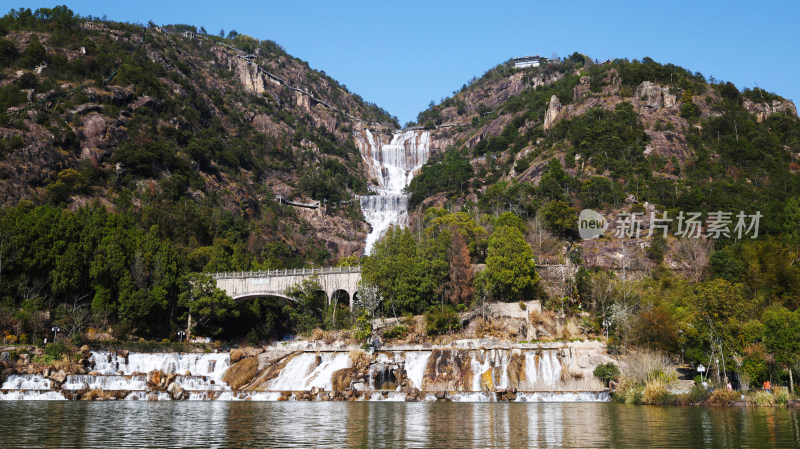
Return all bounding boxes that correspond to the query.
[743,98,798,122]
[543,95,562,131]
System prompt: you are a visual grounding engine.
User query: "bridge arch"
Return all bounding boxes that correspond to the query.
[331,289,352,310]
[212,267,361,310]
[230,291,294,302]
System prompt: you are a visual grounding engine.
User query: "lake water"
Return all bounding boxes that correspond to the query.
[0,401,798,448]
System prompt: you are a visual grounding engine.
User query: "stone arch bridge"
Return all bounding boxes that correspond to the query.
[211,266,361,308]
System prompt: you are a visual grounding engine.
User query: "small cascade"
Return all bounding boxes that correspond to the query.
[61,374,147,391]
[0,375,63,400]
[402,351,432,390]
[520,351,562,390]
[89,351,230,382]
[354,129,433,254]
[2,374,53,390]
[267,352,350,391]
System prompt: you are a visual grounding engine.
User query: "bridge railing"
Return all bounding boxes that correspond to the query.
[211,266,361,279]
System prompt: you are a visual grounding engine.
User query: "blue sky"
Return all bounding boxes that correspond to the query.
[10,1,800,124]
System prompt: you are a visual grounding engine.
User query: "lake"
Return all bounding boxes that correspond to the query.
[1,401,798,448]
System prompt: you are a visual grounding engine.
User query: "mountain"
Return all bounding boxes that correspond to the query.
[0,7,397,265]
[406,53,800,268]
[2,7,799,345]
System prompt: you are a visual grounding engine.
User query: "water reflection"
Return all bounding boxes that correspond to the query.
[0,401,798,448]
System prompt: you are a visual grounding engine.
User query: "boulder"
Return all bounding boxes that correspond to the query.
[81,389,104,401]
[49,370,67,385]
[243,347,264,359]
[167,382,186,400]
[222,356,258,390]
[147,370,167,390]
[130,95,161,112]
[230,349,244,364]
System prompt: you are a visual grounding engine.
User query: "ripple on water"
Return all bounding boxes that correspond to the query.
[0,401,798,448]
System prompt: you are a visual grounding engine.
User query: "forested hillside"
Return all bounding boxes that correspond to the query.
[0,6,393,342]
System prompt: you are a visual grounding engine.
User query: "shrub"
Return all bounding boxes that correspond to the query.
[44,342,68,359]
[773,387,790,405]
[382,325,408,340]
[642,378,674,405]
[624,384,644,404]
[0,37,19,67]
[747,390,775,406]
[593,362,621,386]
[611,378,643,404]
[353,310,372,345]
[424,305,461,336]
[246,329,259,346]
[17,72,38,89]
[310,328,333,344]
[686,384,711,404]
[707,389,739,405]
[680,102,700,119]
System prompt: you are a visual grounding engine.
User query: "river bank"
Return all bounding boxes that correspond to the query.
[1,338,798,407]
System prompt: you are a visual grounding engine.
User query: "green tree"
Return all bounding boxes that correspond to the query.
[424,209,488,260]
[178,273,237,339]
[362,227,446,316]
[284,277,327,334]
[762,305,800,392]
[484,225,539,301]
[20,40,46,68]
[693,278,755,368]
[541,200,578,238]
[579,176,615,209]
[0,37,19,67]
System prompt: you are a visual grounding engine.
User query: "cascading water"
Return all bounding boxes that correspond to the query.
[0,351,231,401]
[354,129,432,254]
[0,347,609,402]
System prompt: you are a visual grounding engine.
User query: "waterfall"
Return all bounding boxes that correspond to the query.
[354,129,432,254]
[403,351,432,390]
[267,352,351,391]
[89,351,230,383]
[0,347,609,402]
